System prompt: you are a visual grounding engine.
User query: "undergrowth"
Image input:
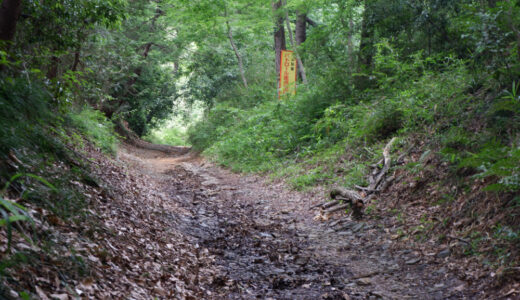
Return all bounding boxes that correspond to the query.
[0,75,118,290]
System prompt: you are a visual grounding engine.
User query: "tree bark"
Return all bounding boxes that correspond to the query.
[295,13,306,46]
[284,2,308,84]
[295,12,307,81]
[71,38,82,72]
[272,0,286,80]
[46,55,60,79]
[355,0,376,89]
[347,18,355,72]
[305,17,317,27]
[358,0,375,70]
[226,18,248,89]
[0,0,22,47]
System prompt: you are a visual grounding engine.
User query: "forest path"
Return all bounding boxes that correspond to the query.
[118,143,474,300]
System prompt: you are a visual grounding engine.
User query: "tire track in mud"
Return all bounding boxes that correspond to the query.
[119,144,477,300]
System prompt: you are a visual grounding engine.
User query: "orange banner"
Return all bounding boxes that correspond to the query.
[279,50,297,98]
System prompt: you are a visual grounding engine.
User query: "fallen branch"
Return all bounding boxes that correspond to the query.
[355,185,377,193]
[325,203,351,214]
[328,217,349,227]
[377,175,395,193]
[369,137,397,191]
[330,188,364,219]
[324,138,402,219]
[309,200,338,210]
[322,200,340,209]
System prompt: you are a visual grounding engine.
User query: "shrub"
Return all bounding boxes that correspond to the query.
[360,100,404,142]
[67,107,118,155]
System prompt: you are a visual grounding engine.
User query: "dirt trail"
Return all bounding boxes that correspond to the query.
[118,143,480,299]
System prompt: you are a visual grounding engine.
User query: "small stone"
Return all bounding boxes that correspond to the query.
[388,264,400,272]
[405,257,421,265]
[352,223,364,233]
[437,248,451,258]
[259,232,274,239]
[371,291,384,298]
[356,277,372,286]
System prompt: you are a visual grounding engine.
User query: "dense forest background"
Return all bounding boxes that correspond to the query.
[1,0,520,296]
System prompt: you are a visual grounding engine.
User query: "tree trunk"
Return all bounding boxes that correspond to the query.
[295,12,307,81]
[295,13,306,46]
[46,55,60,79]
[0,0,22,47]
[71,44,81,72]
[358,0,375,70]
[272,0,286,80]
[226,19,248,89]
[356,0,376,89]
[284,3,308,84]
[347,18,355,72]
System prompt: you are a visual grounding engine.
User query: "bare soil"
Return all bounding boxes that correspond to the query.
[114,143,490,299]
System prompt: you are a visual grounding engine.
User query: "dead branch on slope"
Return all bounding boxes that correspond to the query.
[312,137,405,220]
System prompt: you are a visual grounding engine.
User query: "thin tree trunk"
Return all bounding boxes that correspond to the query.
[0,0,22,46]
[71,43,81,72]
[356,0,375,89]
[71,30,84,72]
[295,13,306,46]
[284,2,308,84]
[338,0,355,73]
[358,0,375,69]
[272,0,286,80]
[505,0,520,57]
[295,12,307,81]
[46,55,60,79]
[347,18,355,72]
[226,19,248,89]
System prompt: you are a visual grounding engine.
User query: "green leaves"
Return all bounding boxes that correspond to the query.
[460,144,520,192]
[0,173,43,251]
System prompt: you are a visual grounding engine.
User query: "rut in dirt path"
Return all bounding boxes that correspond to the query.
[119,144,480,300]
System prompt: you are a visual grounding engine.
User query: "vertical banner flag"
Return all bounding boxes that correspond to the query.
[279,50,297,98]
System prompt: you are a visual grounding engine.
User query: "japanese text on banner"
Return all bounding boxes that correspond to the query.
[279,50,297,98]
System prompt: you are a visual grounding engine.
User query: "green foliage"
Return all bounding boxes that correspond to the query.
[145,126,188,146]
[68,107,118,154]
[0,174,53,251]
[360,100,403,142]
[460,143,520,192]
[289,166,330,190]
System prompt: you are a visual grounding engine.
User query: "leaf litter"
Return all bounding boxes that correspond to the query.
[0,142,515,299]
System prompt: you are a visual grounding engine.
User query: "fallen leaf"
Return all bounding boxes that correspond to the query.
[50,294,69,300]
[35,286,50,300]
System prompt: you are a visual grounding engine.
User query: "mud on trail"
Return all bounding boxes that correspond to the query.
[114,143,487,300]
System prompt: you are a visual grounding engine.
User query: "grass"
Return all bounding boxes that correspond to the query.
[67,107,118,155]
